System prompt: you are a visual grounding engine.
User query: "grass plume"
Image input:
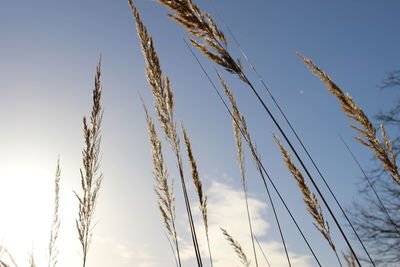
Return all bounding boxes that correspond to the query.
[158,3,361,263]
[273,135,341,265]
[218,75,259,266]
[128,1,203,265]
[220,228,250,267]
[0,246,17,267]
[343,252,357,267]
[28,251,36,267]
[74,59,103,267]
[48,158,61,267]
[297,52,400,186]
[218,73,295,266]
[181,125,213,266]
[143,103,181,267]
[152,0,244,80]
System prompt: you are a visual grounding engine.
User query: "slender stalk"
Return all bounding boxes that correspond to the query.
[48,158,61,267]
[221,228,250,267]
[209,4,374,262]
[164,232,179,267]
[154,2,361,264]
[298,53,399,186]
[222,75,266,267]
[253,149,290,267]
[182,126,213,267]
[343,251,357,267]
[28,251,36,267]
[241,70,360,266]
[0,246,17,267]
[128,1,203,265]
[184,40,321,266]
[74,59,103,267]
[339,134,400,236]
[274,135,342,267]
[143,103,181,267]
[254,235,271,267]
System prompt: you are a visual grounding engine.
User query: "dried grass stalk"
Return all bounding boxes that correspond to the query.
[343,251,357,267]
[129,0,177,150]
[153,0,244,80]
[181,125,207,232]
[48,158,61,267]
[144,103,181,267]
[218,75,258,266]
[128,1,202,265]
[0,246,17,267]
[273,135,337,252]
[181,125,213,266]
[220,228,250,267]
[297,52,400,185]
[74,59,103,267]
[29,251,36,267]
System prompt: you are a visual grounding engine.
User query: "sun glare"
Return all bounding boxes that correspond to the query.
[0,160,77,266]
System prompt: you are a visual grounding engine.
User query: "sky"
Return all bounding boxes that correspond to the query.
[0,0,399,266]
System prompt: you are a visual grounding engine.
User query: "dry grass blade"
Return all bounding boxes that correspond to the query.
[181,125,207,230]
[254,235,271,267]
[74,59,104,267]
[181,125,213,266]
[218,75,259,266]
[273,135,337,253]
[221,228,250,267]
[128,0,177,150]
[297,52,400,185]
[143,103,181,267]
[128,1,203,265]
[0,246,17,267]
[48,158,61,267]
[153,0,244,80]
[342,252,357,267]
[28,251,36,267]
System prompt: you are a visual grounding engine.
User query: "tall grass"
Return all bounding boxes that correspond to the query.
[74,59,104,267]
[48,158,61,267]
[274,135,341,266]
[143,103,181,266]
[0,0,397,266]
[298,53,400,186]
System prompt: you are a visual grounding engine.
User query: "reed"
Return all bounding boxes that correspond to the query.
[29,251,36,267]
[220,228,250,267]
[218,72,296,266]
[48,158,61,267]
[0,246,17,267]
[143,103,181,267]
[153,2,362,264]
[181,125,213,266]
[298,52,400,186]
[218,75,259,267]
[128,1,203,265]
[74,59,104,267]
[274,135,342,266]
[343,252,357,267]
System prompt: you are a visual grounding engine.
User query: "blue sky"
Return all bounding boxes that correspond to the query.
[0,0,399,266]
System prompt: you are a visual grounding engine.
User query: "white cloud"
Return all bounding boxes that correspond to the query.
[180,180,312,267]
[93,236,156,266]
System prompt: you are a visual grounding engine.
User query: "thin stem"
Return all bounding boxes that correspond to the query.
[184,40,321,267]
[339,134,400,236]
[213,9,374,262]
[254,235,271,267]
[241,70,362,266]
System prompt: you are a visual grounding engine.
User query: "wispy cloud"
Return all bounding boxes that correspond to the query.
[94,236,156,266]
